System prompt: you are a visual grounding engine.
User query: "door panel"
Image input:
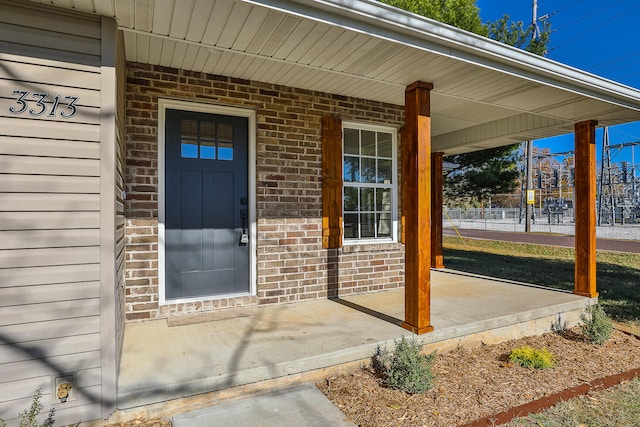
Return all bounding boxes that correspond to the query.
[165,109,249,300]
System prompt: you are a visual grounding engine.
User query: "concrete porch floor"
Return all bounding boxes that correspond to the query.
[117,269,593,411]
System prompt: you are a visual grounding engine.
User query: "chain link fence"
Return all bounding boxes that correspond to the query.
[444,206,640,240]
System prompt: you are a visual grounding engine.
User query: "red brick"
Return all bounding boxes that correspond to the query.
[124,62,405,321]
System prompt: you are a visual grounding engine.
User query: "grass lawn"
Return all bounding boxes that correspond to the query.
[444,235,640,425]
[504,377,640,427]
[443,236,640,328]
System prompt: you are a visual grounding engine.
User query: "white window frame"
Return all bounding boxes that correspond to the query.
[342,121,398,245]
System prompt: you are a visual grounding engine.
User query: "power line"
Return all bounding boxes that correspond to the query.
[553,0,627,32]
[610,127,640,142]
[599,70,640,84]
[589,50,640,69]
[545,0,588,16]
[552,2,640,49]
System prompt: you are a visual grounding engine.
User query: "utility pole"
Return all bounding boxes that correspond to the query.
[525,0,538,233]
[532,0,539,40]
[525,141,533,232]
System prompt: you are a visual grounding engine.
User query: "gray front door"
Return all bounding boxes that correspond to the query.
[165,109,249,299]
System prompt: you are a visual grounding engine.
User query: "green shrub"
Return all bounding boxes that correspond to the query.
[582,303,614,345]
[372,336,435,394]
[509,346,555,369]
[0,389,55,427]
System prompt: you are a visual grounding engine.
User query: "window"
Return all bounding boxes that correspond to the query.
[180,119,234,160]
[342,123,397,242]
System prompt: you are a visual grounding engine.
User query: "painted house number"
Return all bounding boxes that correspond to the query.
[9,90,78,118]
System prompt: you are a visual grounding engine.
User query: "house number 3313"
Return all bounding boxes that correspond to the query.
[9,90,79,118]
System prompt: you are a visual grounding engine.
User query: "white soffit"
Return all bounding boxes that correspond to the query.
[27,0,640,154]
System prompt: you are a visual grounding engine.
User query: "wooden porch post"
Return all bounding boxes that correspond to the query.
[431,152,445,269]
[402,81,434,334]
[574,120,599,298]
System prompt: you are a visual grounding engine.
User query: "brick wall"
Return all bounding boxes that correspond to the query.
[125,62,405,321]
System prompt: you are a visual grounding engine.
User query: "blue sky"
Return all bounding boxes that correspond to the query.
[476,0,640,165]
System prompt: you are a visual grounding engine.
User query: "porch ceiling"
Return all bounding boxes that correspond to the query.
[30,0,640,154]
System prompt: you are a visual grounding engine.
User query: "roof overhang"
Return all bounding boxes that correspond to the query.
[30,0,640,154]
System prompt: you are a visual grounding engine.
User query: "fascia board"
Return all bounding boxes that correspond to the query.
[243,0,640,112]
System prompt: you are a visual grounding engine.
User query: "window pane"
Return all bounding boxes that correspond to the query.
[377,159,392,183]
[344,213,358,239]
[217,123,234,160]
[376,188,392,211]
[217,123,233,142]
[201,121,215,139]
[344,187,358,211]
[377,213,391,237]
[360,213,375,238]
[200,124,216,158]
[218,142,233,160]
[181,143,198,158]
[361,157,376,183]
[361,130,376,156]
[181,119,199,158]
[377,132,392,158]
[360,188,374,212]
[200,145,216,159]
[344,128,359,155]
[344,156,360,182]
[181,120,198,138]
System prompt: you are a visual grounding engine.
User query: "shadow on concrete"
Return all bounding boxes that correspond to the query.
[444,246,640,322]
[329,297,403,327]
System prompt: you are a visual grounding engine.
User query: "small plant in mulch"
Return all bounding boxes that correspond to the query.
[372,336,436,394]
[581,303,614,345]
[0,389,57,427]
[508,346,555,369]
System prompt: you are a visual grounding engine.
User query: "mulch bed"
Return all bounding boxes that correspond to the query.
[104,416,171,427]
[317,328,640,426]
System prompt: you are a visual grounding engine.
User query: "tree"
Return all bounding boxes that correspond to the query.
[380,0,551,55]
[444,146,520,207]
[381,0,487,35]
[487,15,551,55]
[379,0,552,206]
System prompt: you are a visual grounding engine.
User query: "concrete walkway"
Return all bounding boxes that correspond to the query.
[171,384,356,426]
[115,269,592,425]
